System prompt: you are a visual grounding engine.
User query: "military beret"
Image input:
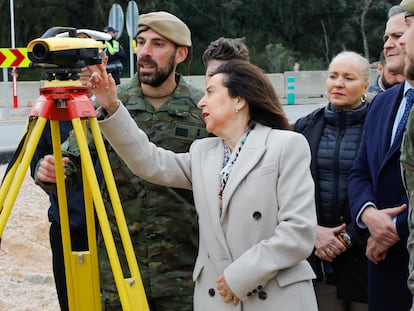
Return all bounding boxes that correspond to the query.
[136,11,192,47]
[401,0,414,17]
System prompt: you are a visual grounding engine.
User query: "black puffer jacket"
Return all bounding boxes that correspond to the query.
[294,102,368,303]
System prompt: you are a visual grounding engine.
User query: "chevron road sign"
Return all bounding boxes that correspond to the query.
[0,48,30,68]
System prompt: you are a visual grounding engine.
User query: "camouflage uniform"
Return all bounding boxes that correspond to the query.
[41,73,207,311]
[401,110,414,300]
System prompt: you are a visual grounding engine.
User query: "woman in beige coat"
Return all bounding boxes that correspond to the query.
[39,60,318,310]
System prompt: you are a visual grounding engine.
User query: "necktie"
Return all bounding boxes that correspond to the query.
[395,88,414,142]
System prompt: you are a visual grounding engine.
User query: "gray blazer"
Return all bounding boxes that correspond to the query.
[100,105,318,311]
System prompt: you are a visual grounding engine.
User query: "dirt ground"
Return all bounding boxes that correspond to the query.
[0,164,60,311]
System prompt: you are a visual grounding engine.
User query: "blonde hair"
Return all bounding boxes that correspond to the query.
[330,51,370,83]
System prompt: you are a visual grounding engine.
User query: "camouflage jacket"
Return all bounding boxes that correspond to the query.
[37,73,208,299]
[401,100,414,298]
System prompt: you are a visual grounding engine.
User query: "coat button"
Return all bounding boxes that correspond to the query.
[258,290,267,300]
[257,285,263,290]
[247,292,252,296]
[253,211,262,220]
[208,288,215,297]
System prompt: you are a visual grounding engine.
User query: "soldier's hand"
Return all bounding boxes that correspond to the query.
[36,155,70,183]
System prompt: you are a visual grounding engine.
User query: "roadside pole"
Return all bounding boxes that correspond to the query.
[2,68,9,120]
[125,1,139,78]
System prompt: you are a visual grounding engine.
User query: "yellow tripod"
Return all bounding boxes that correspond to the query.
[0,80,149,311]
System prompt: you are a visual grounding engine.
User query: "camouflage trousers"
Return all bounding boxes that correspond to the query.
[98,234,194,311]
[401,109,414,298]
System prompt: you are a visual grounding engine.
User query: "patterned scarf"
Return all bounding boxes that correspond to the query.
[218,121,255,215]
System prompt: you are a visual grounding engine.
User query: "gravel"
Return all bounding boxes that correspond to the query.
[0,164,60,310]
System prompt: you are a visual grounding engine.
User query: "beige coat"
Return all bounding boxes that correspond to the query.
[100,105,318,311]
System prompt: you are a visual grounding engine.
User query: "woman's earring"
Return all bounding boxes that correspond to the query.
[360,93,368,103]
[234,107,239,113]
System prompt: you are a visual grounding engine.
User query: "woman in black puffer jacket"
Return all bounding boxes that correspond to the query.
[294,51,370,311]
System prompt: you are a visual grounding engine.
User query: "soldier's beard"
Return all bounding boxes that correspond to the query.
[138,53,176,87]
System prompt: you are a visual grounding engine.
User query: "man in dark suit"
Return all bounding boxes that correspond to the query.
[349,82,413,311]
[348,6,413,310]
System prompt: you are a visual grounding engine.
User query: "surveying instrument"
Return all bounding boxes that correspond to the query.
[0,27,149,311]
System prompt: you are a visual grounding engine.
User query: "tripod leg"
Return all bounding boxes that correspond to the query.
[70,116,149,311]
[80,119,101,306]
[0,117,47,237]
[50,119,102,311]
[89,117,149,311]
[0,118,37,214]
[1,87,147,311]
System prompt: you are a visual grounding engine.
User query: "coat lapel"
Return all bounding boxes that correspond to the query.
[220,124,269,217]
[383,84,405,166]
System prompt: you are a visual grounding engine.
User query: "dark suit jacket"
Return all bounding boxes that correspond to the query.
[348,82,412,310]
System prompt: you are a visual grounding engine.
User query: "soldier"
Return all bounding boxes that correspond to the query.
[400,0,414,309]
[36,11,208,311]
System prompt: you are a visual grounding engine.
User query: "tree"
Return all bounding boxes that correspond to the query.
[0,0,399,80]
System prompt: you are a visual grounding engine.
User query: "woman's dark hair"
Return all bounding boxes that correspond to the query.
[213,60,290,130]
